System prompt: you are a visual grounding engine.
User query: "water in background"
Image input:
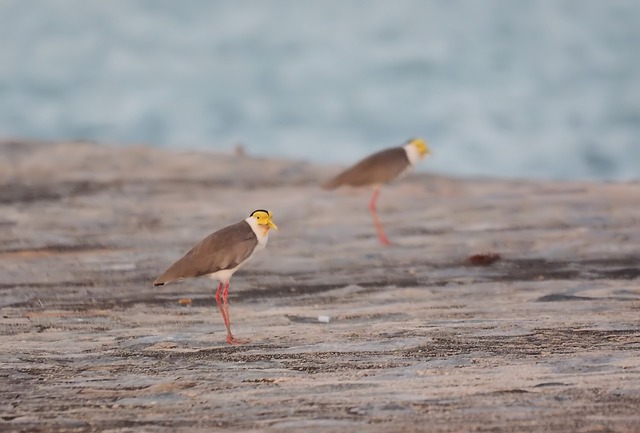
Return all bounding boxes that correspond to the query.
[1,0,639,180]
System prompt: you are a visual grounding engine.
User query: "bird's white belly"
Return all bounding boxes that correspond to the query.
[395,164,414,182]
[209,267,241,284]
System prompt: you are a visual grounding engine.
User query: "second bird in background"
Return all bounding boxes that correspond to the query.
[323,138,431,246]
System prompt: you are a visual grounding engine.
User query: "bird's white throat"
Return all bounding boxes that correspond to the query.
[403,143,422,166]
[246,217,270,245]
[402,143,422,165]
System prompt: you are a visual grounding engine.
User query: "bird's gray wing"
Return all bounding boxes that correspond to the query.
[322,147,410,190]
[153,220,258,285]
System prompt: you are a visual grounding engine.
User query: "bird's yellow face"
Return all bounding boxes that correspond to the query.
[411,138,431,158]
[250,210,278,231]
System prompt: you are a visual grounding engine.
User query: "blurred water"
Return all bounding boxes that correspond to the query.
[0,0,639,180]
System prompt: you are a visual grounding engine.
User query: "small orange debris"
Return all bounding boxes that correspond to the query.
[178,298,192,305]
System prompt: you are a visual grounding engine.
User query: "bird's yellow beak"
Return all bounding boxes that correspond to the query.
[266,211,278,230]
[413,138,431,157]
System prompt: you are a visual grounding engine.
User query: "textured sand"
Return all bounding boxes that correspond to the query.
[1,140,639,432]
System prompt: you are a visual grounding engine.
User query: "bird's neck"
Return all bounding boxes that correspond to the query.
[245,217,270,245]
[403,144,422,166]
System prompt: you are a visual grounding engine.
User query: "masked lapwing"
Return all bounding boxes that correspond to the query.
[323,138,431,245]
[153,210,277,345]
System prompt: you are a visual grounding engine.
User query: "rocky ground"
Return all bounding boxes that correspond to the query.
[1,140,639,433]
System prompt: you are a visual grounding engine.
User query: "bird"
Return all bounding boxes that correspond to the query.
[322,138,431,246]
[153,210,277,345]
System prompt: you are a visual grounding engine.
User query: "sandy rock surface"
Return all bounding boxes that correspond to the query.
[1,140,639,432]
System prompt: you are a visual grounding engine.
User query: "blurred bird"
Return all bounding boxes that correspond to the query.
[323,138,431,245]
[153,210,277,344]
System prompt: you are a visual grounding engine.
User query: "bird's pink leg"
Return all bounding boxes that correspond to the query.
[214,282,231,333]
[222,281,249,345]
[369,187,391,246]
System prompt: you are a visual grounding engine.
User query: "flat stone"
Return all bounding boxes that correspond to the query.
[1,140,639,433]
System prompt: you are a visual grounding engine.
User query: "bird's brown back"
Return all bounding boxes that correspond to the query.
[153,220,258,285]
[322,147,410,190]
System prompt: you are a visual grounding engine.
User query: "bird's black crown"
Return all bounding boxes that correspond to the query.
[250,209,270,217]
